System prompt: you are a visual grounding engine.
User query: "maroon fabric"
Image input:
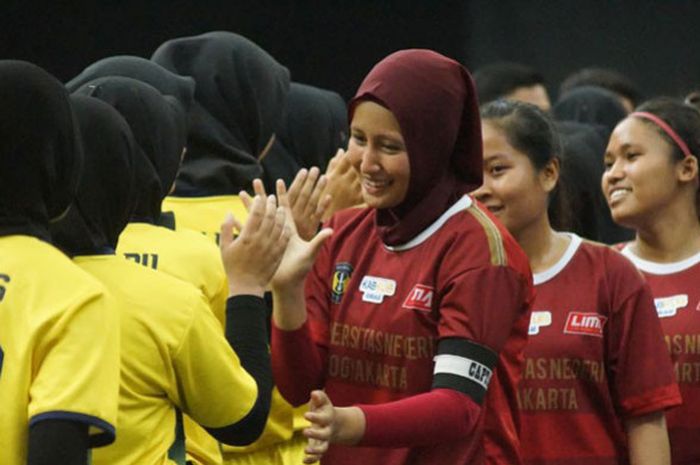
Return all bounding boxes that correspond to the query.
[358,388,480,448]
[349,49,483,246]
[271,321,326,406]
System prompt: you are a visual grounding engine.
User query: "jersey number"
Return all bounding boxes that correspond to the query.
[124,253,159,270]
[0,275,9,377]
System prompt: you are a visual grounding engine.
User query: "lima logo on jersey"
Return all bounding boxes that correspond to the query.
[331,262,353,304]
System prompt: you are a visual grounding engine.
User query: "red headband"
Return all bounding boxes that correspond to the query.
[632,111,693,157]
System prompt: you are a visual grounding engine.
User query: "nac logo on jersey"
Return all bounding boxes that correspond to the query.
[402,284,434,312]
[528,311,552,335]
[564,312,607,337]
[654,294,688,318]
[331,262,353,304]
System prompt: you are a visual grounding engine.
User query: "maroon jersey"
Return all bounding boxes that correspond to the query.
[519,235,680,465]
[621,245,700,465]
[305,196,534,465]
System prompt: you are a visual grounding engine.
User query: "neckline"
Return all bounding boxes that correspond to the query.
[533,233,582,285]
[384,195,473,252]
[621,244,700,275]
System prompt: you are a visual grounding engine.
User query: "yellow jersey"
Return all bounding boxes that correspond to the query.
[117,222,228,326]
[117,222,229,465]
[0,235,120,464]
[162,195,299,458]
[76,254,258,465]
[162,196,248,245]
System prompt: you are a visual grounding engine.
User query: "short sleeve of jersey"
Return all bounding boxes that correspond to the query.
[29,286,120,446]
[173,294,258,428]
[438,265,530,354]
[605,251,681,417]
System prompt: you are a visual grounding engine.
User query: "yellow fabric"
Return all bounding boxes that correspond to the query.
[0,236,119,464]
[164,196,300,457]
[118,222,228,327]
[222,430,307,465]
[76,255,257,465]
[117,222,228,465]
[163,196,248,245]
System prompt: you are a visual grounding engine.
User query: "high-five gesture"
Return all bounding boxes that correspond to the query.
[219,195,291,298]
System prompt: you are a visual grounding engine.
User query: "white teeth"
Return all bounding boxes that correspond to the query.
[610,189,630,202]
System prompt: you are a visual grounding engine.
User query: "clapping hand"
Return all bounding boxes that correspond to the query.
[219,195,291,297]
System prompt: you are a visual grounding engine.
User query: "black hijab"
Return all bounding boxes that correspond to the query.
[0,60,82,241]
[278,82,348,171]
[553,85,627,137]
[65,55,195,110]
[51,95,138,256]
[72,77,187,224]
[261,82,347,191]
[151,31,290,196]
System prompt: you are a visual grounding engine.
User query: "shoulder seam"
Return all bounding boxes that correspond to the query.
[465,205,507,266]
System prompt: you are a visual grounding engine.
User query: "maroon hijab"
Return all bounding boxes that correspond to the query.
[350,49,482,246]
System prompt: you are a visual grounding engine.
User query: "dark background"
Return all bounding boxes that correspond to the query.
[3,1,699,102]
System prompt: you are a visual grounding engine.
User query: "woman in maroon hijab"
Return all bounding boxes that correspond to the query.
[270,49,534,464]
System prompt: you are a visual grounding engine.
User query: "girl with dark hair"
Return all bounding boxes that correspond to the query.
[270,49,534,465]
[604,98,700,465]
[474,99,680,465]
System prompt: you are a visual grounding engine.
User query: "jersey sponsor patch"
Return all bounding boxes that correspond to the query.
[564,312,607,337]
[402,284,434,312]
[359,275,396,304]
[654,294,688,318]
[331,262,353,304]
[528,311,552,335]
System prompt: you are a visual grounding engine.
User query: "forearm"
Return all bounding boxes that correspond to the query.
[271,321,326,405]
[28,420,89,465]
[271,281,307,330]
[328,389,480,448]
[208,295,272,445]
[626,411,670,465]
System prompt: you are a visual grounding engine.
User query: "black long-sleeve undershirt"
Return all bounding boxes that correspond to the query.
[28,420,89,465]
[205,295,272,446]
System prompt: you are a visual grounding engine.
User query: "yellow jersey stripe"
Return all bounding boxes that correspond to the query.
[466,205,507,266]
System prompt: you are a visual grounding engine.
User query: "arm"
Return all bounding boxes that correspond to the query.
[200,194,288,445]
[205,295,272,445]
[626,411,670,465]
[28,420,89,465]
[271,320,326,406]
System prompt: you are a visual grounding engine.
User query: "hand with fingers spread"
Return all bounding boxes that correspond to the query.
[245,174,330,241]
[286,167,332,241]
[270,179,333,290]
[320,149,364,221]
[219,194,291,298]
[303,390,366,463]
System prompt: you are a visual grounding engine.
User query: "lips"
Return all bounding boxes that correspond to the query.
[362,178,392,195]
[608,188,631,204]
[484,204,504,214]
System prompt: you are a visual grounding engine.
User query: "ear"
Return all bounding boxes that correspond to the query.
[677,154,699,185]
[538,157,560,194]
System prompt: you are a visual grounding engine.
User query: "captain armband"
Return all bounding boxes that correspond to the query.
[432,337,498,404]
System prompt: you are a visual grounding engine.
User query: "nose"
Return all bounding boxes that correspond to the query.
[359,146,382,175]
[604,158,625,185]
[471,183,491,203]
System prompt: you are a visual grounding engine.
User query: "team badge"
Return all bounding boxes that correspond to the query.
[331,262,353,304]
[564,312,607,337]
[528,311,552,335]
[654,294,688,318]
[403,284,434,312]
[359,275,396,304]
